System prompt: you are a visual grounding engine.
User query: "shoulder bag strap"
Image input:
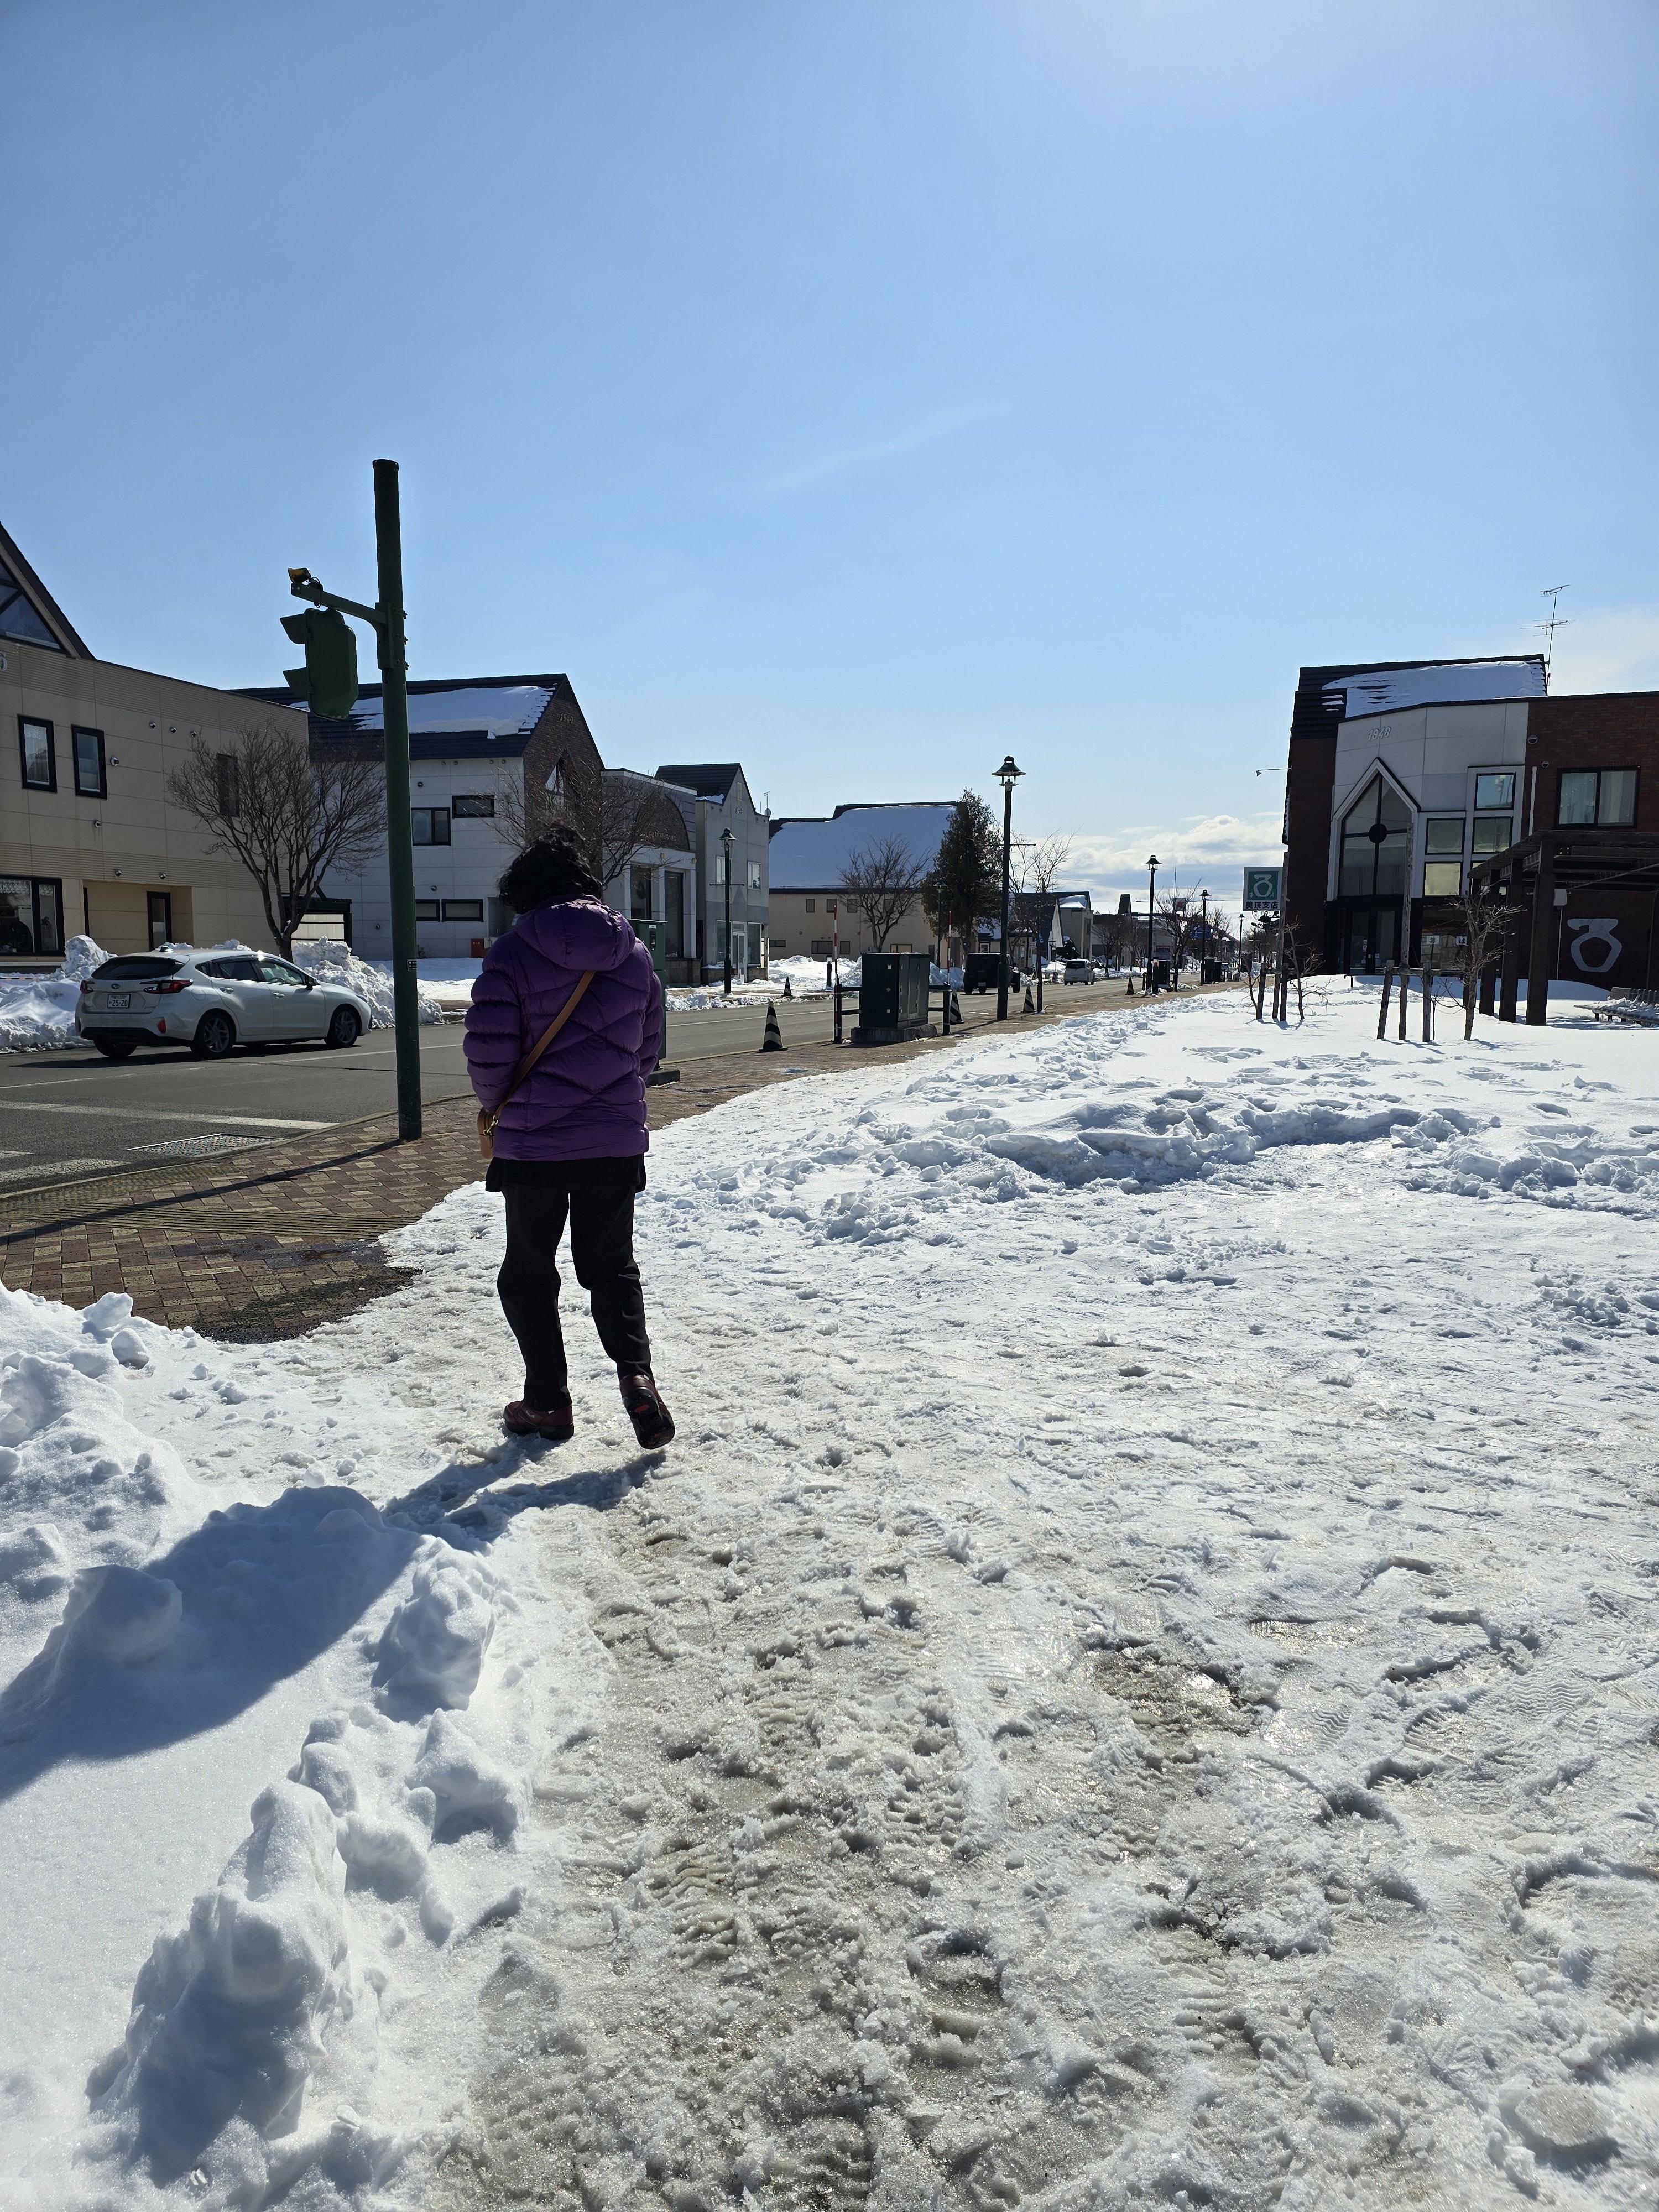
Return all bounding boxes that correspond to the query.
[486,969,597,1135]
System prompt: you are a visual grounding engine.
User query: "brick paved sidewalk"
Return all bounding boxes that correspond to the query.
[0,985,1237,1339]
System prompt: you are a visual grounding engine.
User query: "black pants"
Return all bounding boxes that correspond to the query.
[493,1160,651,1404]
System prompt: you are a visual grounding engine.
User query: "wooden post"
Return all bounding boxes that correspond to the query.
[1398,964,1410,1040]
[1422,967,1434,1043]
[1377,964,1392,1041]
[1478,956,1496,1017]
[1498,858,1522,1022]
[1525,838,1555,1027]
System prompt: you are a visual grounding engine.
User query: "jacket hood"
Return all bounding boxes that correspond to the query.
[512,896,639,973]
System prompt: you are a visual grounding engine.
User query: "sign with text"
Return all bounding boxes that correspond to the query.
[1242,867,1283,911]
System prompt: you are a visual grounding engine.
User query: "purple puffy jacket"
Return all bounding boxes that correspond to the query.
[463,898,664,1161]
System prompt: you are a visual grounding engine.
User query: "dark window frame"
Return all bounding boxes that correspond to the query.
[441,899,484,922]
[414,898,441,921]
[411,806,451,846]
[1557,766,1639,828]
[0,874,65,958]
[71,724,107,799]
[18,716,56,793]
[451,792,495,819]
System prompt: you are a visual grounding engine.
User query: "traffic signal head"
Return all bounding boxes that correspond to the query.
[280,607,359,718]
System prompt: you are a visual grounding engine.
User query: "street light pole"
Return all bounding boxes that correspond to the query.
[721,825,734,996]
[1199,888,1209,981]
[1144,854,1159,994]
[994,756,1023,1020]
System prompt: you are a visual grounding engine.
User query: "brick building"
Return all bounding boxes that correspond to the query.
[1282,655,1659,989]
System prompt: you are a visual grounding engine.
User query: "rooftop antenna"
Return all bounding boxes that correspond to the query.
[1535,583,1572,679]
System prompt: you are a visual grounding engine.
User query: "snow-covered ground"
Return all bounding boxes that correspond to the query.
[4,981,1659,2206]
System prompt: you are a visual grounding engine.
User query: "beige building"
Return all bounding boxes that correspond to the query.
[0,522,289,962]
[766,801,954,962]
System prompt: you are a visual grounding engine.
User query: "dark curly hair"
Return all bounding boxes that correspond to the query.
[498,834,604,914]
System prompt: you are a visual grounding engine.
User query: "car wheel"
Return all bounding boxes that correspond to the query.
[190,1010,236,1060]
[93,1035,138,1060]
[325,1005,361,1048]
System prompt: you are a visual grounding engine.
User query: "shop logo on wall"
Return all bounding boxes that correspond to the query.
[1568,917,1622,975]
[1242,867,1283,911]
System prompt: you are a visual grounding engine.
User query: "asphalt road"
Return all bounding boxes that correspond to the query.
[0,977,1142,1193]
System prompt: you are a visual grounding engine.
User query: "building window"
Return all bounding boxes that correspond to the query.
[72,727,106,798]
[18,718,55,792]
[216,752,241,816]
[714,852,727,884]
[452,793,495,818]
[147,891,173,950]
[1338,775,1410,898]
[747,860,761,889]
[1423,818,1464,856]
[442,899,483,921]
[805,898,815,913]
[1472,815,1512,853]
[411,807,451,844]
[1423,861,1462,898]
[1474,771,1516,811]
[1558,768,1637,827]
[414,899,440,921]
[0,876,63,957]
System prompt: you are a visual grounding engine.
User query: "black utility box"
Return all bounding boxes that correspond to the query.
[851,952,935,1045]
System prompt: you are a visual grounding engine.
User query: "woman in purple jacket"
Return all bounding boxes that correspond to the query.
[464,836,674,1449]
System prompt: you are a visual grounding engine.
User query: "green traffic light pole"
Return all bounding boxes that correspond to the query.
[288,459,421,1140]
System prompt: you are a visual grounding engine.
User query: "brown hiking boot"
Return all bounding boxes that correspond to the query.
[619,1371,675,1448]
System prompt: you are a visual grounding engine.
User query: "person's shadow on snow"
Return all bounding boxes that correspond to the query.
[0,1444,661,1804]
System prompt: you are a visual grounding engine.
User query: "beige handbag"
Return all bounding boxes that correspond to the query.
[478,970,596,1161]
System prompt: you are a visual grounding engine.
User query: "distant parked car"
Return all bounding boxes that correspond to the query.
[963,954,1023,993]
[76,951,373,1060]
[1062,958,1097,984]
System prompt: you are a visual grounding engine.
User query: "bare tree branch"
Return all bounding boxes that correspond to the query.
[498,752,682,894]
[166,720,384,956]
[839,832,927,953]
[1448,890,1507,1040]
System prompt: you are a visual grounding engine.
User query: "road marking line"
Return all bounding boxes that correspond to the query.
[0,1158,121,1183]
[0,1103,333,1131]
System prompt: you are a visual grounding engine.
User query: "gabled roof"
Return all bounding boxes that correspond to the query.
[1291,655,1545,743]
[0,519,91,656]
[241,672,573,760]
[768,802,955,891]
[653,762,745,801]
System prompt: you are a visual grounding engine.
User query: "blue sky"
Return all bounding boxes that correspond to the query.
[6,1,1656,910]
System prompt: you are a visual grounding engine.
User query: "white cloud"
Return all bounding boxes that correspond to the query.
[1043,811,1286,910]
[758,403,1003,498]
[1546,605,1659,697]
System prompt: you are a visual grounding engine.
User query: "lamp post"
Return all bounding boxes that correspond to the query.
[1144,854,1159,993]
[994,755,1023,1020]
[721,825,734,996]
[1199,887,1209,980]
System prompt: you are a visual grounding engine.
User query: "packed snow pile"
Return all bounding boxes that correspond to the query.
[6,978,1659,2206]
[291,938,443,1025]
[0,935,109,1051]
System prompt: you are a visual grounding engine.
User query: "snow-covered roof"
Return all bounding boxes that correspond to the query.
[345,684,554,739]
[768,803,955,891]
[1323,660,1546,719]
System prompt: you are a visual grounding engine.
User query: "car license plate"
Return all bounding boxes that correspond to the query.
[105,993,131,1010]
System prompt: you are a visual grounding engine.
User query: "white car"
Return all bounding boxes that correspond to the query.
[76,950,373,1060]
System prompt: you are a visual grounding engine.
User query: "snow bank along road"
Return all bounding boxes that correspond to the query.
[3,981,1658,2209]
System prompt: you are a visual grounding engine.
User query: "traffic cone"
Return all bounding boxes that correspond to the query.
[1022,984,1035,1014]
[761,1001,784,1051]
[1126,975,1136,996]
[950,991,962,1027]
[782,974,792,998]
